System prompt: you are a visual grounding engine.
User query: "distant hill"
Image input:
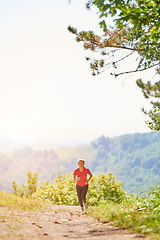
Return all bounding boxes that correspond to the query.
[90,131,160,194]
[0,131,159,194]
[0,144,97,192]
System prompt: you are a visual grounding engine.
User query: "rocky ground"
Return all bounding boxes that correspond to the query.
[0,205,148,240]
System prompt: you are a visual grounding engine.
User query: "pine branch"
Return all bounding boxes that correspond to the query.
[111,63,160,77]
[102,44,144,52]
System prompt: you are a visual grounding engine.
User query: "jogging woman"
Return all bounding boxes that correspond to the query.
[73,159,92,211]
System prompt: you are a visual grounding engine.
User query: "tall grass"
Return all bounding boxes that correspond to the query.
[0,191,49,212]
[88,191,160,240]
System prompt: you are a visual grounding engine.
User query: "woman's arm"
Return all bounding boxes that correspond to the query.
[85,172,92,184]
[73,174,80,182]
[87,172,92,182]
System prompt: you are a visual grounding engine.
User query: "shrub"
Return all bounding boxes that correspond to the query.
[32,172,126,205]
[12,171,38,198]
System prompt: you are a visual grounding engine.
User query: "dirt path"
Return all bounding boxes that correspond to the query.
[0,205,148,240]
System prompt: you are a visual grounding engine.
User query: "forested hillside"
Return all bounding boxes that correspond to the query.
[90,131,160,194]
[0,131,159,194]
[0,145,96,192]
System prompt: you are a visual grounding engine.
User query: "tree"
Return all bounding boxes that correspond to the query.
[68,0,160,130]
[136,79,160,130]
[12,171,38,198]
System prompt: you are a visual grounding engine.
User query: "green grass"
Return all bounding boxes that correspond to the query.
[0,191,49,212]
[88,202,160,240]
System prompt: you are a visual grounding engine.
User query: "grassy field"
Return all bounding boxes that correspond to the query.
[88,200,160,240]
[55,144,97,162]
[0,191,49,212]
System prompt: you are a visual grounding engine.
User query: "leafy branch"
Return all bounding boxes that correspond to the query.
[68,0,160,130]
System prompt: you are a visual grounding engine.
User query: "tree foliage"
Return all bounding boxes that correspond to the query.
[12,171,38,198]
[69,0,160,75]
[68,0,160,130]
[136,79,160,130]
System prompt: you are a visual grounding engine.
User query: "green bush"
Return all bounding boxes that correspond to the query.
[12,171,38,198]
[88,172,126,205]
[134,185,160,214]
[32,172,126,205]
[32,172,78,205]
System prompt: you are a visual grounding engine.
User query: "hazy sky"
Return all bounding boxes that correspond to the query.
[0,0,157,144]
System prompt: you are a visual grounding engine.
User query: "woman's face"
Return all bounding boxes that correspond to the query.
[78,160,84,168]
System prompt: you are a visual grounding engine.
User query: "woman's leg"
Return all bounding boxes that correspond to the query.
[81,185,88,204]
[76,185,83,207]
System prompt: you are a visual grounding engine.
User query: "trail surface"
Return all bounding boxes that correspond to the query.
[0,205,148,240]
